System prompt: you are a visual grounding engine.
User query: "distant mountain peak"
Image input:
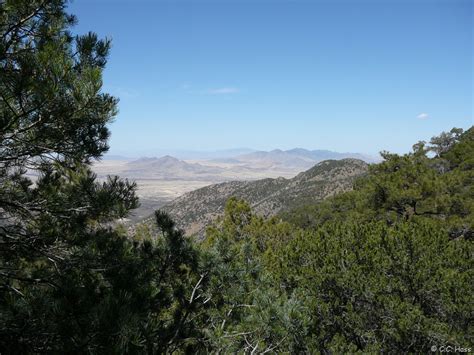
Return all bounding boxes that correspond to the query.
[123,154,225,180]
[159,155,180,162]
[286,148,307,153]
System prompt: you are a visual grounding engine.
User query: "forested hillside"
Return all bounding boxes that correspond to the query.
[0,1,472,353]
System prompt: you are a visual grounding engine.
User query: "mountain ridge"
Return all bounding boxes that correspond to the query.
[156,158,369,237]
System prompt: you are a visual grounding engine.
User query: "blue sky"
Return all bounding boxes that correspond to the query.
[70,0,472,156]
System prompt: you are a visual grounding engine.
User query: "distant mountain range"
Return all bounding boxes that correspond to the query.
[233,148,376,169]
[96,151,375,223]
[102,148,256,161]
[156,159,368,237]
[116,148,377,181]
[104,148,378,165]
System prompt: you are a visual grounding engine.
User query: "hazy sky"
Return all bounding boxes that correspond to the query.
[70,0,472,156]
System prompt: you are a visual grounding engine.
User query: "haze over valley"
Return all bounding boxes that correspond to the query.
[93,148,376,220]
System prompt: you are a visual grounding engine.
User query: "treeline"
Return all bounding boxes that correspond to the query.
[1,1,472,353]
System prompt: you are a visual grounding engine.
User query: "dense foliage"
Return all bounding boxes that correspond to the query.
[196,128,473,352]
[0,1,201,352]
[1,1,472,353]
[282,127,473,237]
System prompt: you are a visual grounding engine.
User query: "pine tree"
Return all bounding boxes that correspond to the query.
[0,1,140,351]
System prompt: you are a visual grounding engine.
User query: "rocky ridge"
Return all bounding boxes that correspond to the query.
[153,158,369,237]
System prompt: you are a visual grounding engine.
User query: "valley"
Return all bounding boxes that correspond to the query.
[92,149,375,221]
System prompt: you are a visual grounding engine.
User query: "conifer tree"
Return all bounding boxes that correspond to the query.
[0,1,140,351]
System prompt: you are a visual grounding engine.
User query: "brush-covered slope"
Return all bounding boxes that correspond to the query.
[160,158,368,236]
